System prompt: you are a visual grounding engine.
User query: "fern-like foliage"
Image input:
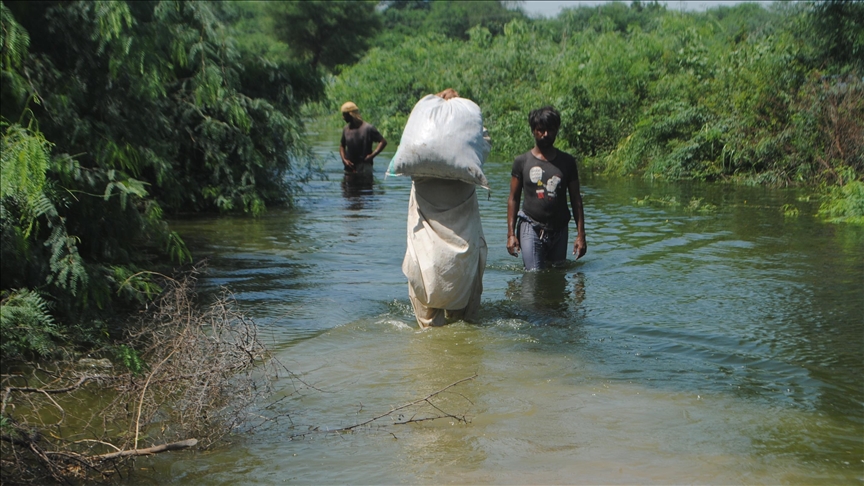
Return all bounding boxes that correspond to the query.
[0,3,29,69]
[0,2,30,105]
[111,265,163,304]
[165,230,192,265]
[0,120,51,211]
[1,0,326,358]
[2,120,89,300]
[45,225,88,296]
[0,289,63,358]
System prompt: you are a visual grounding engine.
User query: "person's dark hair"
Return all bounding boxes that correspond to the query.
[528,106,561,131]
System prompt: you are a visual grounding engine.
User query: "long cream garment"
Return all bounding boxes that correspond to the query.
[402,178,486,327]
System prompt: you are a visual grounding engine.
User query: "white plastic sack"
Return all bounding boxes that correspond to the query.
[387,94,490,188]
[402,179,486,312]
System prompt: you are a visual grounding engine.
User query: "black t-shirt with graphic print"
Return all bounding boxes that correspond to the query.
[511,150,578,229]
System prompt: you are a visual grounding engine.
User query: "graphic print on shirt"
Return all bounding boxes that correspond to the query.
[530,166,545,198]
[546,175,561,200]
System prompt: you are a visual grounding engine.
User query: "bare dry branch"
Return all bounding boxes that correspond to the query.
[289,374,478,439]
[134,348,177,450]
[91,439,198,461]
[1,269,285,483]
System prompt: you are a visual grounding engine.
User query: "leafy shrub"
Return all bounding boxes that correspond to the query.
[333,1,861,196]
[818,179,864,224]
[1,0,328,358]
[0,289,62,358]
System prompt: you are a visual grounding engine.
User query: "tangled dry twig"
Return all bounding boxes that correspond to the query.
[1,270,481,483]
[0,269,282,484]
[288,374,477,440]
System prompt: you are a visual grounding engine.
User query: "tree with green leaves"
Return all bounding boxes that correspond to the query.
[330,1,861,221]
[377,0,527,45]
[269,1,381,72]
[0,0,325,358]
[807,0,864,70]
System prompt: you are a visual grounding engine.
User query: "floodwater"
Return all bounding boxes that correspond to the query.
[148,121,863,484]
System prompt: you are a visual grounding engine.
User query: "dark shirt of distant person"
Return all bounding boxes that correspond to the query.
[340,101,387,175]
[506,105,586,271]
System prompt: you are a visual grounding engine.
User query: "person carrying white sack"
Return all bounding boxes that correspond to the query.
[392,88,490,328]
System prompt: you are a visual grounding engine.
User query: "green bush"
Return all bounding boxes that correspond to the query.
[0,289,62,358]
[818,179,864,224]
[332,1,861,196]
[0,0,331,358]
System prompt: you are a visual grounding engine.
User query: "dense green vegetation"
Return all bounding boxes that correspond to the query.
[329,0,862,215]
[0,1,861,481]
[1,0,862,362]
[0,1,332,359]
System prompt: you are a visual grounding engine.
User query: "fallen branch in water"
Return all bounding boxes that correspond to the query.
[0,269,287,484]
[289,374,478,439]
[3,433,198,480]
[0,375,114,416]
[92,438,198,461]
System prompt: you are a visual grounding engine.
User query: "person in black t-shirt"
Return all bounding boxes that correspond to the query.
[340,101,387,175]
[507,106,586,271]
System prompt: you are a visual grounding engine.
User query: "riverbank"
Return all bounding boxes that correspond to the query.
[0,272,281,484]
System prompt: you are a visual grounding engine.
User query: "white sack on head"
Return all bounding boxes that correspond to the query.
[387,94,490,188]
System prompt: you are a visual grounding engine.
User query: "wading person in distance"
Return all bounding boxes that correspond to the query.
[507,106,586,271]
[340,101,387,175]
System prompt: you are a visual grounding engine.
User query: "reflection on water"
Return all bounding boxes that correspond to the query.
[341,171,374,211]
[153,121,864,485]
[505,270,586,321]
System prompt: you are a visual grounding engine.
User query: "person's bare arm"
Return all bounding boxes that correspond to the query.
[365,137,388,162]
[568,177,586,259]
[507,176,522,257]
[339,145,354,171]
